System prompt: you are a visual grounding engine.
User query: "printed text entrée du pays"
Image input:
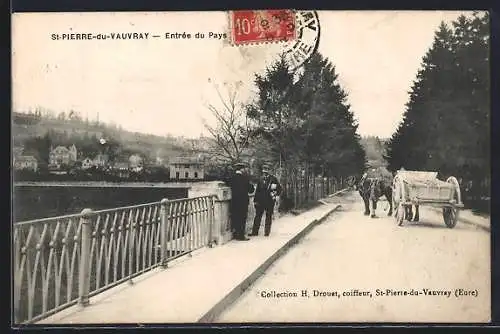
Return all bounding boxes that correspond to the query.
[51,32,227,41]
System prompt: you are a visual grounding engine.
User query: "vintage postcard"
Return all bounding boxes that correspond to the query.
[12,10,491,325]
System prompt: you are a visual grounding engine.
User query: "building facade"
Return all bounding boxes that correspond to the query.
[129,154,144,173]
[169,157,204,180]
[112,161,130,178]
[49,145,77,168]
[14,155,38,172]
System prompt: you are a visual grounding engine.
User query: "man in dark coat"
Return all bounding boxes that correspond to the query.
[250,163,282,237]
[230,162,255,241]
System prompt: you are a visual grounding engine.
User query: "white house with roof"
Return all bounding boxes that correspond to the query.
[49,145,77,168]
[169,157,205,180]
[14,155,38,172]
[129,154,144,173]
[112,160,130,178]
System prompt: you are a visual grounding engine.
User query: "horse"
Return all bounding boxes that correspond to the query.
[356,172,393,218]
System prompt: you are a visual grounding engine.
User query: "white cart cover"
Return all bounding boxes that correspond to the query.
[397,170,453,201]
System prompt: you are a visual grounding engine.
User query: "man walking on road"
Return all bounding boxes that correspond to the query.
[230,162,255,241]
[250,163,282,237]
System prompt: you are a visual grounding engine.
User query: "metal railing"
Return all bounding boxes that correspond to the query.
[13,176,356,324]
[13,195,216,324]
[284,175,354,209]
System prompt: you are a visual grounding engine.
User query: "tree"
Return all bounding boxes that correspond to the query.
[386,13,490,184]
[68,110,82,121]
[246,53,367,177]
[202,79,252,165]
[361,136,387,168]
[246,55,305,168]
[23,134,51,164]
[296,52,366,177]
[246,53,366,209]
[450,12,490,178]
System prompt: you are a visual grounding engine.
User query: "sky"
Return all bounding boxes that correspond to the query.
[12,10,474,139]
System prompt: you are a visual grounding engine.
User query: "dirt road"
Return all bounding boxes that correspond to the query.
[216,191,490,323]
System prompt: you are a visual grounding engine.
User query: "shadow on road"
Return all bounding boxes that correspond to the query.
[398,220,484,232]
[399,221,451,230]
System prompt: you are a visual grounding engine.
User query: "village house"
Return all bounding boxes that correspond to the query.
[14,155,38,172]
[169,157,205,180]
[93,153,109,168]
[112,160,130,178]
[49,145,77,168]
[129,154,144,173]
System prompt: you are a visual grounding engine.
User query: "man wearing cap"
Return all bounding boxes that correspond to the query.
[250,163,282,237]
[230,162,255,241]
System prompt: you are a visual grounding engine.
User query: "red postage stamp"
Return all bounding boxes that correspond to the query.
[229,10,297,45]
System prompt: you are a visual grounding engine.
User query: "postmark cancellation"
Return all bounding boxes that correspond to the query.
[227,10,320,71]
[228,10,297,46]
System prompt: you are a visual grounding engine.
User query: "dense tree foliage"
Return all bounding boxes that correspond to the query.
[246,53,366,178]
[360,136,388,168]
[244,52,365,211]
[386,13,489,185]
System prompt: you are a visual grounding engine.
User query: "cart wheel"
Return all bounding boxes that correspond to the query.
[443,176,461,228]
[392,176,405,226]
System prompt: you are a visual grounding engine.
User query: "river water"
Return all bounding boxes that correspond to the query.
[13,183,189,222]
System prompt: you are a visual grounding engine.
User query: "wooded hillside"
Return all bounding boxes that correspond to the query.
[359,135,388,168]
[13,110,211,164]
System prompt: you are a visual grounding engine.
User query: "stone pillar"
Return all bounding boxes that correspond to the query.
[186,181,232,246]
[213,186,232,245]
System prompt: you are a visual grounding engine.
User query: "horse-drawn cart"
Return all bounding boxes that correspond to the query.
[392,170,463,228]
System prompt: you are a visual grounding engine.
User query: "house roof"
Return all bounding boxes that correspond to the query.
[170,157,204,164]
[52,146,69,153]
[129,155,143,162]
[51,145,78,153]
[15,155,37,162]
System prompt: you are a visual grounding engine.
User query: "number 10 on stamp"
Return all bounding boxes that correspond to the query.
[229,10,297,45]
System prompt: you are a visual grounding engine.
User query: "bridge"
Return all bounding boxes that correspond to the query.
[13,178,490,325]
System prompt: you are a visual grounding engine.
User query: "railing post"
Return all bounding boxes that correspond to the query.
[208,196,215,247]
[160,198,169,268]
[213,187,231,245]
[78,208,93,307]
[128,210,135,283]
[187,200,193,257]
